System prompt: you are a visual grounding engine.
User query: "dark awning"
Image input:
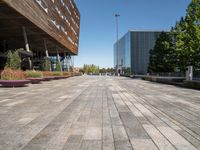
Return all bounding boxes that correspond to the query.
[17,49,33,57]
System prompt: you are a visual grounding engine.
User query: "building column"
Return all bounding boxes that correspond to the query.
[44,39,52,71]
[64,52,67,72]
[56,48,63,72]
[64,53,71,72]
[71,56,74,72]
[44,39,49,57]
[22,26,32,69]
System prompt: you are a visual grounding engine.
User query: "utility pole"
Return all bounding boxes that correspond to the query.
[115,14,120,75]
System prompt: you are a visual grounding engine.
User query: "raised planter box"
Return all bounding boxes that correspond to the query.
[183,80,200,90]
[142,76,185,84]
[0,80,30,87]
[42,76,70,81]
[53,76,65,80]
[42,76,55,81]
[63,75,70,79]
[27,78,43,84]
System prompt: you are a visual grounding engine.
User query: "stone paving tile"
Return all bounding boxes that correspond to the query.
[130,139,158,150]
[0,76,200,150]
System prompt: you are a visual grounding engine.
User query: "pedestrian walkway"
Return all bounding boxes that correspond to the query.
[0,76,200,150]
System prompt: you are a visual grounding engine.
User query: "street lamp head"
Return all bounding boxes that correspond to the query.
[115,14,120,17]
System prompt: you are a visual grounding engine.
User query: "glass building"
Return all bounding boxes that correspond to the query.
[114,31,162,75]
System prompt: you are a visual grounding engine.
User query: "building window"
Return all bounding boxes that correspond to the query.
[74,11,80,20]
[75,22,79,29]
[61,26,67,35]
[68,36,74,44]
[71,26,77,35]
[35,0,48,13]
[65,4,71,15]
[50,19,60,29]
[69,0,74,9]
[64,16,70,26]
[55,6,61,15]
[51,19,56,26]
[60,0,65,6]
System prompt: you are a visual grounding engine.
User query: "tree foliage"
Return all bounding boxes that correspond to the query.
[43,57,51,71]
[55,60,62,72]
[175,0,200,71]
[148,32,176,72]
[148,0,200,73]
[5,50,21,70]
[83,64,99,74]
[81,64,115,74]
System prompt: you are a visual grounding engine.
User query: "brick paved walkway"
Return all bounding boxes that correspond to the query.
[0,76,200,150]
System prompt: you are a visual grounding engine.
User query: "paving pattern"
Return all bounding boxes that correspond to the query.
[0,76,200,150]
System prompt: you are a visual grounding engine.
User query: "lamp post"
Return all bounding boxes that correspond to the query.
[115,14,120,76]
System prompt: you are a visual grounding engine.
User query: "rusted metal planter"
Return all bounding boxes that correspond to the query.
[27,78,43,84]
[53,76,65,80]
[0,80,30,87]
[63,76,70,79]
[42,76,55,81]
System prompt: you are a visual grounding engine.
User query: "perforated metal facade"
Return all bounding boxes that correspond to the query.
[114,31,162,75]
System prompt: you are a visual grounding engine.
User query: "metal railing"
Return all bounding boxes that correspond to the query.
[148,72,185,77]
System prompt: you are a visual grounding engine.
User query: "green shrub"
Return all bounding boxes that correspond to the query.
[43,58,51,71]
[1,68,25,80]
[25,70,43,78]
[52,71,63,76]
[5,50,21,70]
[55,61,62,72]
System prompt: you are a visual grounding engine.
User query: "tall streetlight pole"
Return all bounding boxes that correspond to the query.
[115,14,120,75]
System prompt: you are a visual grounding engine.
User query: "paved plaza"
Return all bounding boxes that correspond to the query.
[0,76,200,150]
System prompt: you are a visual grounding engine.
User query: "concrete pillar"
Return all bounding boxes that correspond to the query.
[44,39,51,71]
[56,48,63,72]
[71,56,74,72]
[186,66,193,81]
[44,39,49,57]
[64,52,68,72]
[68,55,71,72]
[22,26,32,69]
[65,53,71,72]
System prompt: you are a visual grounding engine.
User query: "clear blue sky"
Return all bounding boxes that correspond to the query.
[74,0,191,68]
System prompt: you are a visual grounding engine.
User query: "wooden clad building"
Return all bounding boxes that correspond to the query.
[0,0,80,69]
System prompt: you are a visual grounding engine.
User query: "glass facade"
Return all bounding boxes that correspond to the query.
[114,31,162,75]
[114,32,131,75]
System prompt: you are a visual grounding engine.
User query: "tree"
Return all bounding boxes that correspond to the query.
[5,50,21,70]
[148,0,200,73]
[148,32,176,73]
[99,68,106,73]
[82,64,100,74]
[174,0,200,71]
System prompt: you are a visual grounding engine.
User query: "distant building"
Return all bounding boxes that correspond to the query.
[114,31,163,75]
[0,0,80,70]
[73,67,80,73]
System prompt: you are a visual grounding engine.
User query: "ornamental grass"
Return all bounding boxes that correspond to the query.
[1,68,25,80]
[42,71,53,77]
[52,71,63,76]
[25,70,43,78]
[63,72,71,76]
